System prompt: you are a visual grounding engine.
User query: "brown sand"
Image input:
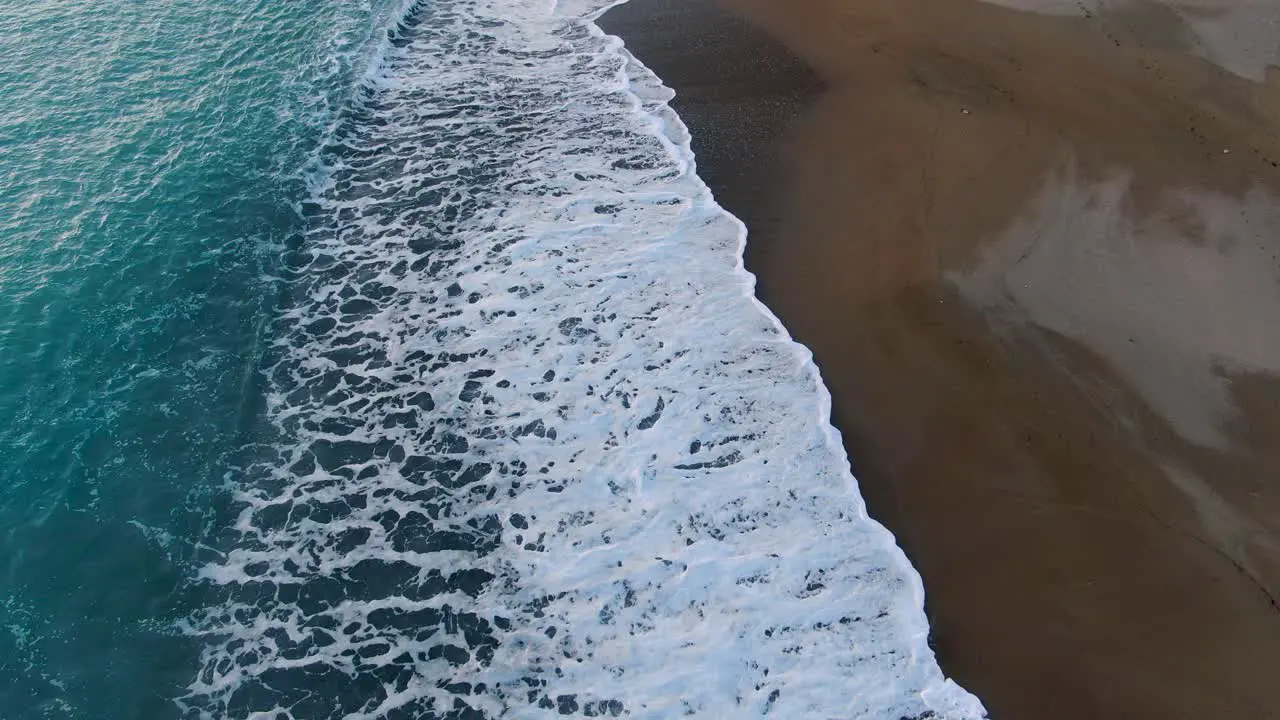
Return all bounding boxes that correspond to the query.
[600,1,1280,717]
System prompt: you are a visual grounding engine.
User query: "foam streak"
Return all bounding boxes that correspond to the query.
[183,2,984,717]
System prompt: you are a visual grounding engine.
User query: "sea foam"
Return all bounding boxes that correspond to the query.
[183,0,986,717]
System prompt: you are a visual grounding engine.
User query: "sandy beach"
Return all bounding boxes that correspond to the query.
[600,1,1280,717]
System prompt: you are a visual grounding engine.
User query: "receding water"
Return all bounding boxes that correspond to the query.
[1,1,981,718]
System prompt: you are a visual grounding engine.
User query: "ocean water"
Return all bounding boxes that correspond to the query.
[1,0,984,718]
[1,0,413,714]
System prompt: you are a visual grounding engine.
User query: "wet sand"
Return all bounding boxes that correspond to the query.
[600,1,1280,717]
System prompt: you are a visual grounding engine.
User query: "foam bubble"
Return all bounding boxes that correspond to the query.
[182,1,986,717]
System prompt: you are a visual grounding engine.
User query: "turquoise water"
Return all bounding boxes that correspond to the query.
[0,1,403,716]
[2,0,983,717]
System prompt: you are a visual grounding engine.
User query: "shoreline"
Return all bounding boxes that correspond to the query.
[600,1,1280,717]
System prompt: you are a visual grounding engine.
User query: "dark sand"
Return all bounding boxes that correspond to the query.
[600,1,1280,717]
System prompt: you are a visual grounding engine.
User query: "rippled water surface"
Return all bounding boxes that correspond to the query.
[1,1,981,718]
[0,0,405,715]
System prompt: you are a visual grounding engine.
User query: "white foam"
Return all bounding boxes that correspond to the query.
[183,1,985,717]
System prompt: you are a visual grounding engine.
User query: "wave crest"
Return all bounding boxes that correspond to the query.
[182,1,984,718]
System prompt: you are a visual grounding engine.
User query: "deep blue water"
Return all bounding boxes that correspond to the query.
[0,1,404,716]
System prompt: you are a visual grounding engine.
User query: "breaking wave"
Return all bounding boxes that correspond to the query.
[182,1,985,717]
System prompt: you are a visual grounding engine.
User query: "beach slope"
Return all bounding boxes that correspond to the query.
[601,1,1280,717]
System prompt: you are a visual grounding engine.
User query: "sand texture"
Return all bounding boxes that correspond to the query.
[600,0,1280,717]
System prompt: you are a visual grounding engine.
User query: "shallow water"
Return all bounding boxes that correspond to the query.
[1,0,408,715]
[1,0,980,717]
